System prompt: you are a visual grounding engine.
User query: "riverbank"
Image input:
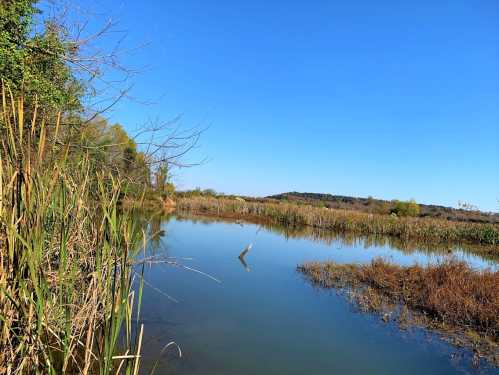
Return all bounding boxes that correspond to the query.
[298,259,499,366]
[122,195,177,211]
[176,197,499,247]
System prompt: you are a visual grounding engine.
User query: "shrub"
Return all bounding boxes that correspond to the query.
[392,199,420,217]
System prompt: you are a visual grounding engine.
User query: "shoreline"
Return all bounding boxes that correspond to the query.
[174,196,499,249]
[298,259,499,367]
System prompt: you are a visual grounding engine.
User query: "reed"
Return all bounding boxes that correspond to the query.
[175,212,499,261]
[298,259,499,364]
[0,87,145,373]
[176,197,499,246]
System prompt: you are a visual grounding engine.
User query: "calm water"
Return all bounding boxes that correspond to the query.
[135,215,498,375]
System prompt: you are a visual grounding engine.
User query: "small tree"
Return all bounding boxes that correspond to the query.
[392,199,420,217]
[373,201,391,215]
[154,162,175,198]
[458,201,479,212]
[202,188,217,197]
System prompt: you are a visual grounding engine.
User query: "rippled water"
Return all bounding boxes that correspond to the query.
[134,214,498,375]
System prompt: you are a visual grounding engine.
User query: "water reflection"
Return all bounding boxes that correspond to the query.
[173,213,499,268]
[237,255,250,272]
[135,213,498,375]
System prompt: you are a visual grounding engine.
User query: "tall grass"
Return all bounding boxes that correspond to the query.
[176,197,499,246]
[0,87,145,373]
[299,259,499,338]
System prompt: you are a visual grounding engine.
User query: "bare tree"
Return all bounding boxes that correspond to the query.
[33,1,206,181]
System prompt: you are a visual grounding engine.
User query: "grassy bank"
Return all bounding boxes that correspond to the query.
[0,94,144,373]
[298,259,499,365]
[176,197,499,246]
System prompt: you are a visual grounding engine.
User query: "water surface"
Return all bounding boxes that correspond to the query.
[136,215,498,375]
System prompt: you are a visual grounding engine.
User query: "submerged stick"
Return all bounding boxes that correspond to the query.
[238,243,252,260]
[238,244,253,272]
[238,255,250,272]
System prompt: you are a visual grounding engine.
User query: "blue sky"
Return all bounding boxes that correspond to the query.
[69,0,498,211]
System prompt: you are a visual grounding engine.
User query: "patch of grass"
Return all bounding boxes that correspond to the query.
[298,258,499,365]
[176,197,499,247]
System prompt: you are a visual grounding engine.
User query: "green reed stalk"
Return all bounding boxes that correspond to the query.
[0,85,145,374]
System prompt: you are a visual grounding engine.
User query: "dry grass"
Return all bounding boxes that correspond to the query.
[299,259,499,337]
[298,259,499,364]
[176,197,499,246]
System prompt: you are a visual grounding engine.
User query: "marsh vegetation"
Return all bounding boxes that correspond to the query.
[176,196,499,247]
[131,215,499,374]
[0,91,146,373]
[270,192,499,224]
[1,1,497,374]
[174,197,499,369]
[0,1,192,373]
[298,259,499,366]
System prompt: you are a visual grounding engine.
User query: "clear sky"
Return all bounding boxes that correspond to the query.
[70,0,498,211]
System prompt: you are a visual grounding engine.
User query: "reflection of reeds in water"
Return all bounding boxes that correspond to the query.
[298,259,499,366]
[267,224,499,262]
[0,91,144,373]
[176,197,499,246]
[174,212,499,263]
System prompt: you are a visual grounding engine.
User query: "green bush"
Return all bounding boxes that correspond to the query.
[392,199,420,217]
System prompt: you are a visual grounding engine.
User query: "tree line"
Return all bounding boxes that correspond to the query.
[1,0,194,200]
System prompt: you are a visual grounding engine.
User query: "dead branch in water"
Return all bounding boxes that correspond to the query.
[238,243,253,260]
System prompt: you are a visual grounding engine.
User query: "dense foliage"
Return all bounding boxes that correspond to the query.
[0,0,175,199]
[392,199,420,217]
[0,0,82,111]
[78,117,152,194]
[0,3,174,372]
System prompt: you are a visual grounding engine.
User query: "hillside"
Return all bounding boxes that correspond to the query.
[268,192,499,224]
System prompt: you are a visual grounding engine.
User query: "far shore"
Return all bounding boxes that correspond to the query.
[174,196,499,248]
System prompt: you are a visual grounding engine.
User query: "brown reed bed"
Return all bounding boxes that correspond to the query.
[176,197,499,248]
[298,259,499,366]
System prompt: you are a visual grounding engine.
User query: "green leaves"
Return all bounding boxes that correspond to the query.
[0,0,82,112]
[392,199,420,217]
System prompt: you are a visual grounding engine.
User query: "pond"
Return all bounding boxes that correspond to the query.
[135,214,498,375]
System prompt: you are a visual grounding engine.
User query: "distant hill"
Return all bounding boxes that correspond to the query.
[267,192,499,224]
